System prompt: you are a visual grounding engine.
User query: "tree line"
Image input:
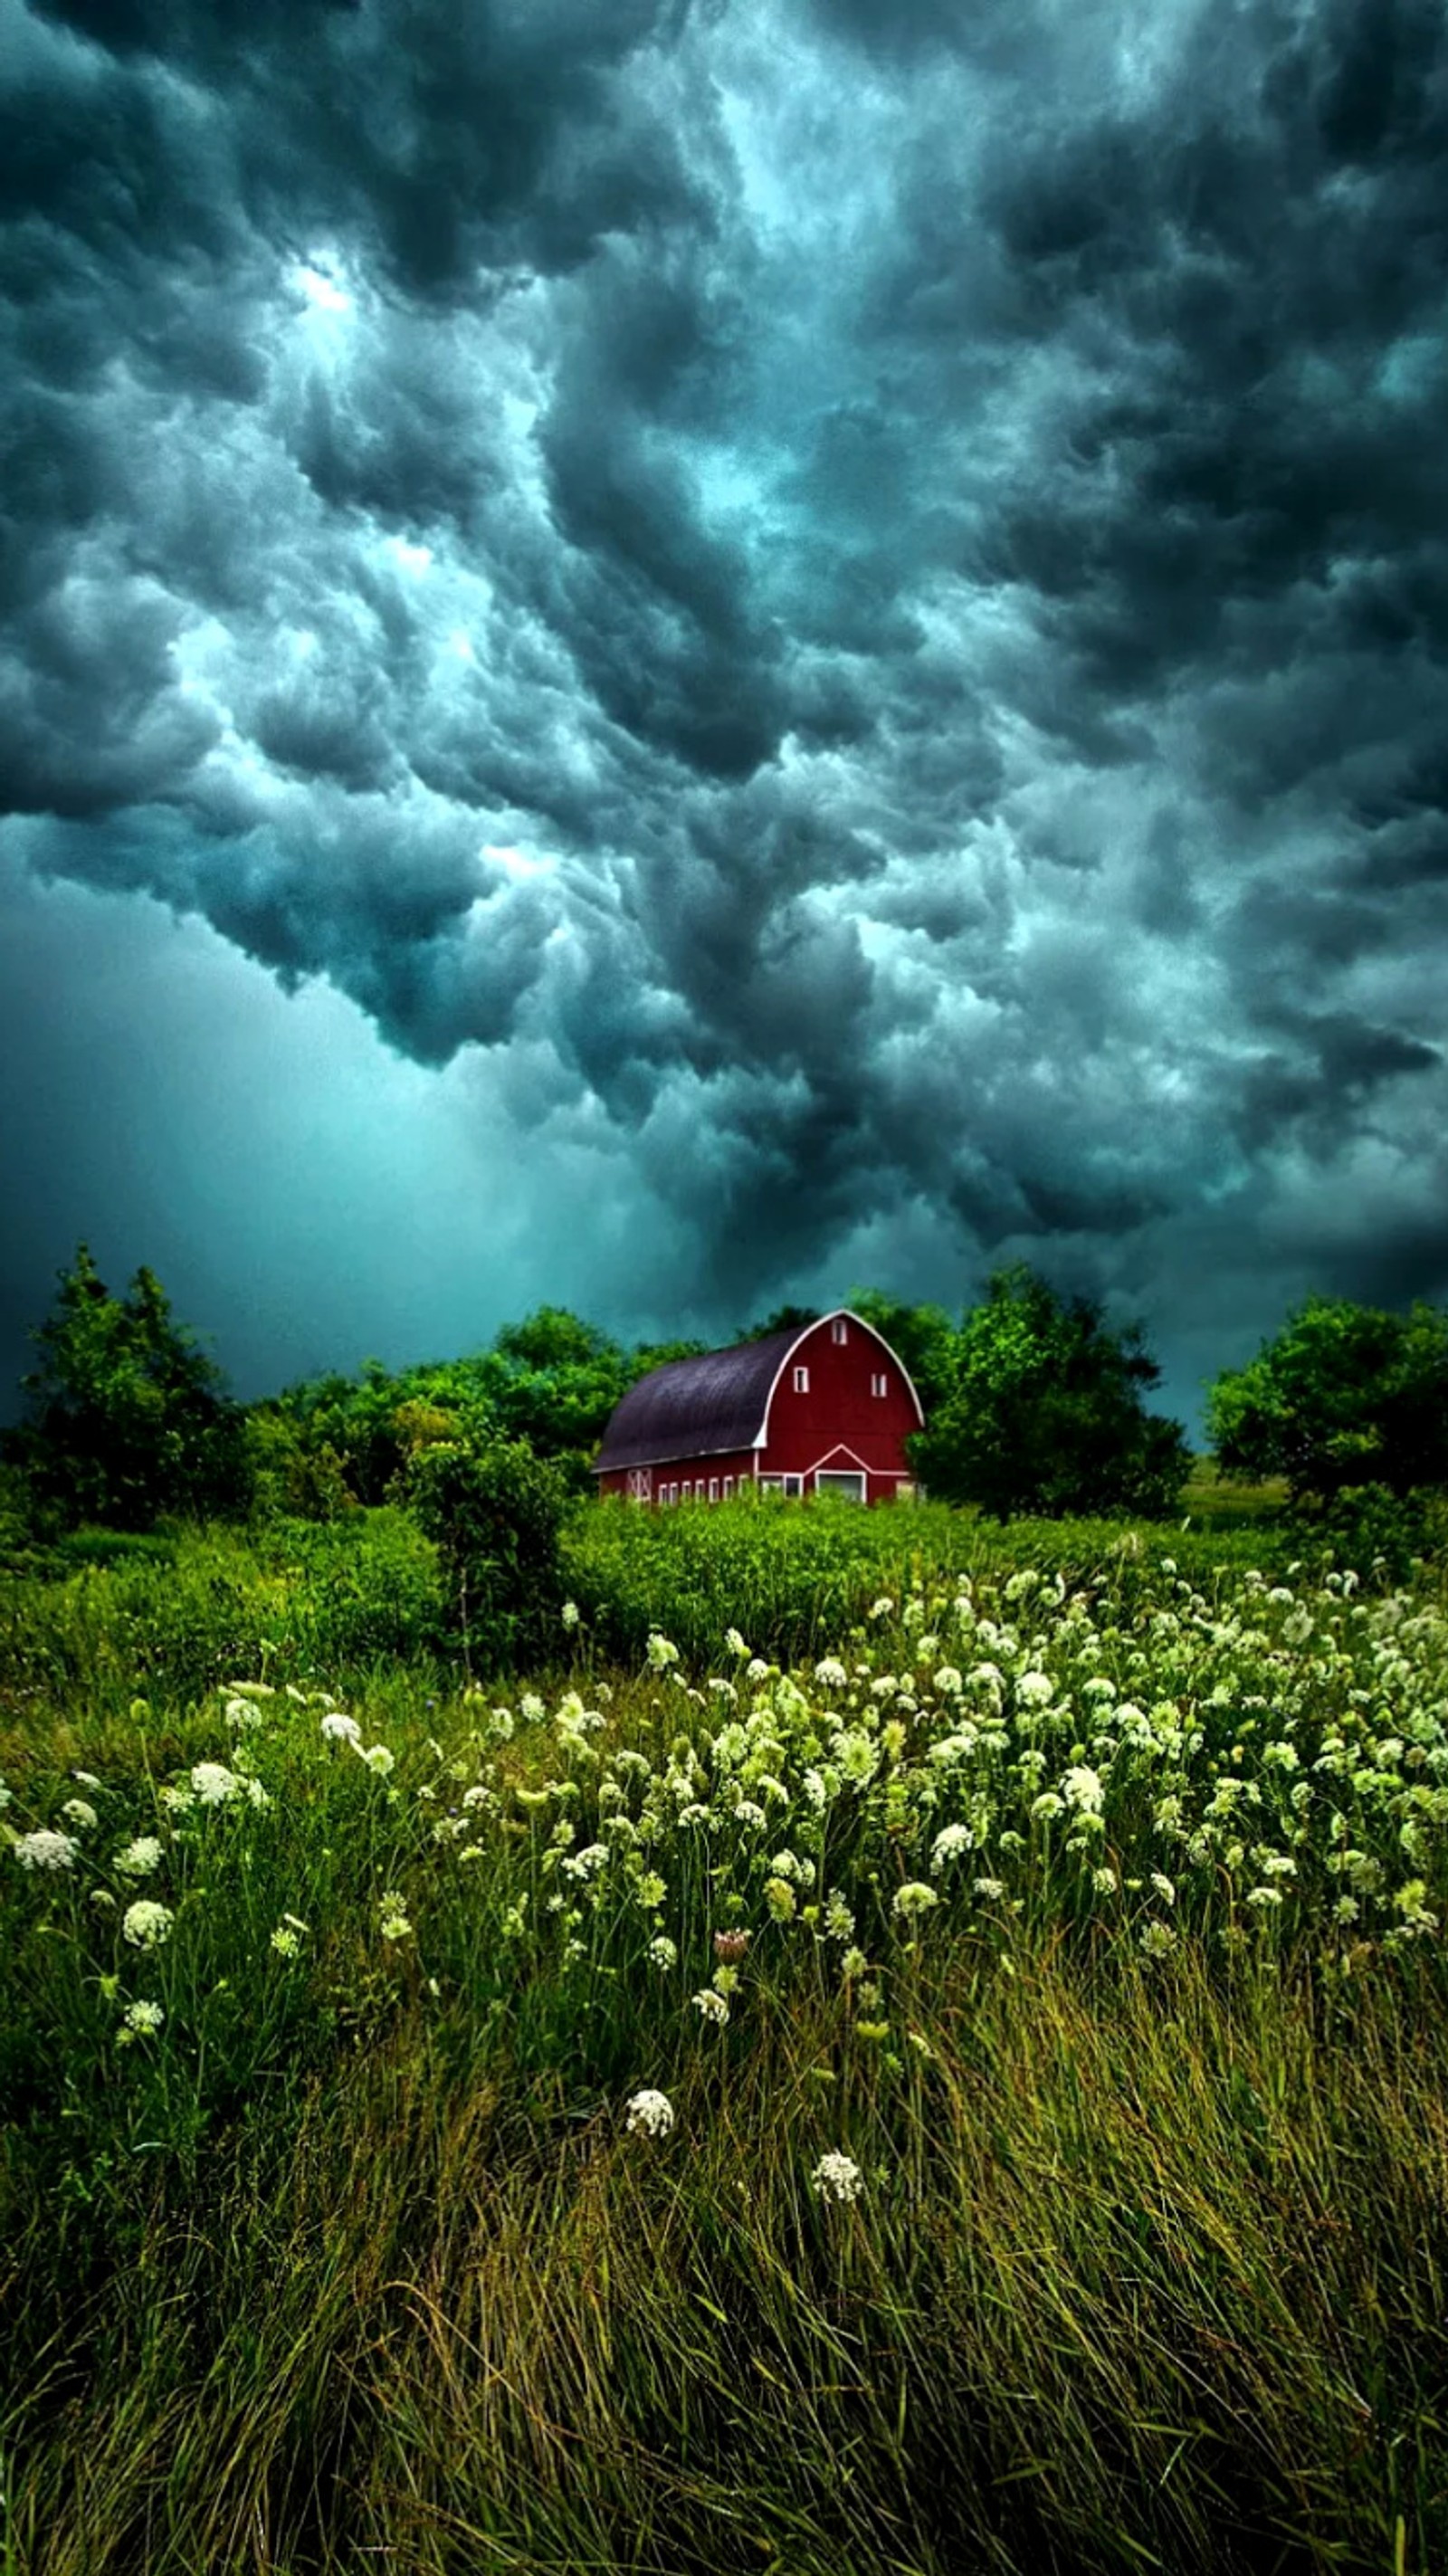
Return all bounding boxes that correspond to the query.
[5,1244,1448,1544]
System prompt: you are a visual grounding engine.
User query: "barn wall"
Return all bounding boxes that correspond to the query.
[597,1446,758,1503]
[757,1315,918,1501]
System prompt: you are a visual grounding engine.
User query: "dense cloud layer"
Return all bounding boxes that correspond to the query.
[3,0,1446,1374]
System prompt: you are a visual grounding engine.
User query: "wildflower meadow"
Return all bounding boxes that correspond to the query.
[3,1508,1448,2572]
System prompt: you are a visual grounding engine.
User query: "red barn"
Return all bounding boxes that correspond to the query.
[592,1310,924,1506]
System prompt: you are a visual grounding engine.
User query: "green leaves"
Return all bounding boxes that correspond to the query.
[6,1245,250,1532]
[1207,1295,1448,1502]
[908,1266,1191,1521]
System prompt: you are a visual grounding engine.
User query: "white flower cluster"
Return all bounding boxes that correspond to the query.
[624,2088,675,2138]
[811,2152,864,2205]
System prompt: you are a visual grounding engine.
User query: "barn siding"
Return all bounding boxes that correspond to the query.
[757,1315,918,1502]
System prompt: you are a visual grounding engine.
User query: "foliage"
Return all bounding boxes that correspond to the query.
[0,1510,444,1705]
[1208,1293,1448,1502]
[259,1306,684,1510]
[909,1264,1191,1520]
[738,1302,822,1340]
[3,1544,1448,2570]
[405,1436,569,1674]
[4,1245,252,1532]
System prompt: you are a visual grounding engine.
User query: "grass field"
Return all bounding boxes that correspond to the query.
[3,1496,1447,2572]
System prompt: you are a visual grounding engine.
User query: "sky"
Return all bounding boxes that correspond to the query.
[2,0,1446,1439]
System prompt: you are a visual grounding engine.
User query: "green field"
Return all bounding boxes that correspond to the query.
[4,1496,1448,2573]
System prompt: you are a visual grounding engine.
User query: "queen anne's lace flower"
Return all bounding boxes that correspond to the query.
[12,1829,79,1871]
[624,2088,674,2137]
[116,1837,163,1877]
[812,2151,864,2204]
[321,1713,363,1747]
[930,1823,974,1873]
[122,1899,175,1949]
[691,1988,729,2025]
[191,1763,242,1806]
[123,1999,165,2035]
[892,1880,939,1921]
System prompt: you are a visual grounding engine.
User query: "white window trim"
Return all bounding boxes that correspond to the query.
[792,1364,810,1393]
[831,1318,848,1343]
[814,1469,866,1501]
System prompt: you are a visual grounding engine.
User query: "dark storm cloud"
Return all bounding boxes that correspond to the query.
[2,0,1447,1355]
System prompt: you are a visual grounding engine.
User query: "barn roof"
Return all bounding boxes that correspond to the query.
[593,1324,805,1474]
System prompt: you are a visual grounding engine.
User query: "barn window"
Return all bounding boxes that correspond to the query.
[871,1371,888,1398]
[709,1477,719,1502]
[792,1365,810,1393]
[815,1470,866,1502]
[723,1476,735,1498]
[831,1319,847,1344]
[758,1474,783,1490]
[669,1483,679,1505]
[682,1480,693,1500]
[783,1474,803,1497]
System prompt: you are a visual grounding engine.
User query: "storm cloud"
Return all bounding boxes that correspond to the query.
[2,0,1446,1398]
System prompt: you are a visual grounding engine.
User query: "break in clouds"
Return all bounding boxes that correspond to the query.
[2,0,1447,1355]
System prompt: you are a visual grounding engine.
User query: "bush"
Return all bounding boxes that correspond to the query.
[405,1437,569,1674]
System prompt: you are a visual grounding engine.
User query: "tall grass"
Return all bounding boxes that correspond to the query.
[4,1531,1448,2571]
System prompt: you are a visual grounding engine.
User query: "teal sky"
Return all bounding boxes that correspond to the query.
[3,0,1446,1439]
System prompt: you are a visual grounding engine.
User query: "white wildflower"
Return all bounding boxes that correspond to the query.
[190,1762,242,1806]
[814,1657,849,1691]
[115,1836,163,1878]
[122,1899,175,1949]
[122,1999,165,2036]
[812,2151,864,2204]
[13,1829,80,1871]
[362,1745,395,1777]
[646,1632,680,1672]
[1062,1766,1104,1814]
[646,1934,678,1970]
[61,1798,98,1831]
[691,1988,729,2025]
[930,1823,974,1873]
[321,1713,363,1747]
[891,1881,939,1922]
[1015,1671,1055,1706]
[624,2088,674,2138]
[561,1599,581,1630]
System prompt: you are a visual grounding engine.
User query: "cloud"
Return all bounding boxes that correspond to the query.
[0,0,1445,1378]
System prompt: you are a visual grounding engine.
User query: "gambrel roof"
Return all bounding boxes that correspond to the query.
[592,1309,923,1474]
[594,1324,802,1473]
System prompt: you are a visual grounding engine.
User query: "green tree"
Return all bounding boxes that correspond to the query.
[910,1264,1189,1520]
[405,1435,569,1674]
[6,1245,251,1531]
[739,1304,821,1341]
[1207,1295,1448,1502]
